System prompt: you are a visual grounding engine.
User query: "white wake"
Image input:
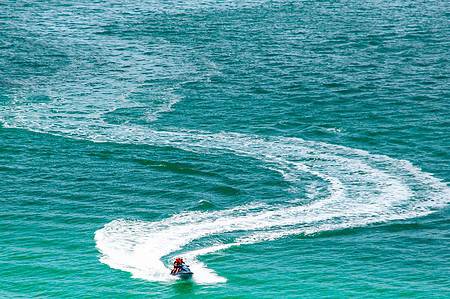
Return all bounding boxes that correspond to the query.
[1,97,449,283]
[89,129,449,283]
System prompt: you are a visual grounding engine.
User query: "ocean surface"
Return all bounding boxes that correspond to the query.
[1,0,449,298]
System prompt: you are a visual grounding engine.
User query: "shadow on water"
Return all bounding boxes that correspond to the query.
[172,280,196,296]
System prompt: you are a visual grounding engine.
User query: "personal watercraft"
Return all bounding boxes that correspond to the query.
[171,263,193,279]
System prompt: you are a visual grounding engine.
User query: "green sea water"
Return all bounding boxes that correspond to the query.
[1,0,449,298]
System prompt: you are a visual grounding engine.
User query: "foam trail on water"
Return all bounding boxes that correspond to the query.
[87,127,448,284]
[1,98,450,284]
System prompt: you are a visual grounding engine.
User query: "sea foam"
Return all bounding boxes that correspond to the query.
[1,59,449,284]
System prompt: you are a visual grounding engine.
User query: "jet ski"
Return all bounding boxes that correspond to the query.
[170,258,193,279]
[173,264,193,280]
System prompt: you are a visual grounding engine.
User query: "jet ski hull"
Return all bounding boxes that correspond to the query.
[171,264,193,279]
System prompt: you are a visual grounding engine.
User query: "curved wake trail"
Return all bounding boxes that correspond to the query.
[90,128,448,283]
[1,109,447,283]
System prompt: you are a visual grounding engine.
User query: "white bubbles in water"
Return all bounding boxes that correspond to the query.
[92,129,449,284]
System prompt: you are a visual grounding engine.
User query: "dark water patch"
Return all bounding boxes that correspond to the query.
[380,221,425,233]
[133,158,218,178]
[86,150,114,160]
[26,94,52,103]
[209,185,240,196]
[250,86,271,94]
[94,24,119,36]
[0,165,21,172]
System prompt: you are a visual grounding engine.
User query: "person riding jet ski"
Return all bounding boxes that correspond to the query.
[170,257,193,278]
[171,258,184,274]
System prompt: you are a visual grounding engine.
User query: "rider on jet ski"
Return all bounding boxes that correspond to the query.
[171,257,185,275]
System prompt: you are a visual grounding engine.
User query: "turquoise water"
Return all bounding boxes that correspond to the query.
[1,0,449,297]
